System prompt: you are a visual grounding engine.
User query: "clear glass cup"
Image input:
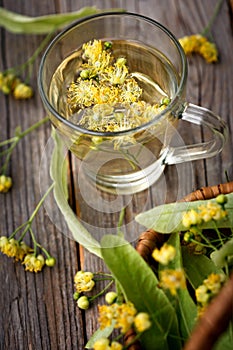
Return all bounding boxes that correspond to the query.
[38,12,228,195]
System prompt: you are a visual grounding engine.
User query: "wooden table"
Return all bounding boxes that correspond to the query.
[0,1,232,349]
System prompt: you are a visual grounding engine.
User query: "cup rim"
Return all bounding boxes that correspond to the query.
[38,11,187,137]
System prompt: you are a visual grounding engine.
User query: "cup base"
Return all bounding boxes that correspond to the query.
[83,159,166,195]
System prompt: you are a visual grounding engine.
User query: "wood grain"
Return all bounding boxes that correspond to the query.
[0,1,232,349]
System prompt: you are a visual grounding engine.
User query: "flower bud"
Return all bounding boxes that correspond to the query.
[45,257,56,267]
[77,295,89,310]
[73,292,80,301]
[105,291,117,305]
[216,194,228,205]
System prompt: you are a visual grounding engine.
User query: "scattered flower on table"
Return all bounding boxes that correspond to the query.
[0,71,33,99]
[179,34,218,63]
[74,270,95,293]
[22,253,45,273]
[0,175,12,193]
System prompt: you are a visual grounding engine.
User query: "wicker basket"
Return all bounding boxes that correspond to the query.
[124,181,233,350]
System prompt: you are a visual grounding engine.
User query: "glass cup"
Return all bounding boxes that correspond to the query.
[38,12,228,195]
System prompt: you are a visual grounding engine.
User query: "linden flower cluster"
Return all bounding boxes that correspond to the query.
[93,310,151,350]
[179,34,218,63]
[0,235,56,272]
[182,195,228,229]
[67,39,170,133]
[0,184,56,273]
[195,273,225,317]
[93,302,151,349]
[0,71,33,99]
[160,269,187,296]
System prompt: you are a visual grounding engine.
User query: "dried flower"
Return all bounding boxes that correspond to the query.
[74,270,95,293]
[152,243,176,265]
[67,39,170,133]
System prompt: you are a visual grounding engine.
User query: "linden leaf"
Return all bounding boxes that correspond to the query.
[101,235,181,350]
[135,194,233,233]
[0,7,124,34]
[50,128,101,257]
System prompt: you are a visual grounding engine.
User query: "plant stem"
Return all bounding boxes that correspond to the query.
[28,183,55,223]
[202,0,224,38]
[19,116,49,139]
[29,227,38,256]
[0,117,49,174]
[7,32,54,79]
[89,280,114,302]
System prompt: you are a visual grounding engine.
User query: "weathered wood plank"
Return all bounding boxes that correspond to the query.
[0,1,232,349]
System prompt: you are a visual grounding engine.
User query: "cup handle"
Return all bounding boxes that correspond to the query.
[164,103,228,165]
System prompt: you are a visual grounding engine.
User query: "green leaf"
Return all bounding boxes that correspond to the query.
[213,325,233,350]
[101,235,181,350]
[135,194,233,233]
[211,237,233,268]
[85,324,114,349]
[0,7,124,34]
[159,233,197,341]
[182,247,223,289]
[50,129,101,257]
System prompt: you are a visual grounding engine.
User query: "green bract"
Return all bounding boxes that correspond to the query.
[0,7,124,34]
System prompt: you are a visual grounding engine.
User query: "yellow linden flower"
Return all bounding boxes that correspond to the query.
[179,34,218,63]
[134,312,151,333]
[0,238,19,258]
[195,273,225,318]
[0,175,12,193]
[93,337,110,350]
[203,273,225,294]
[110,342,123,350]
[14,241,32,261]
[98,303,118,329]
[74,270,95,293]
[13,83,33,99]
[182,209,202,228]
[115,302,137,333]
[199,40,218,63]
[198,202,227,222]
[98,302,137,334]
[22,253,45,273]
[160,269,186,296]
[195,285,210,305]
[152,243,176,265]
